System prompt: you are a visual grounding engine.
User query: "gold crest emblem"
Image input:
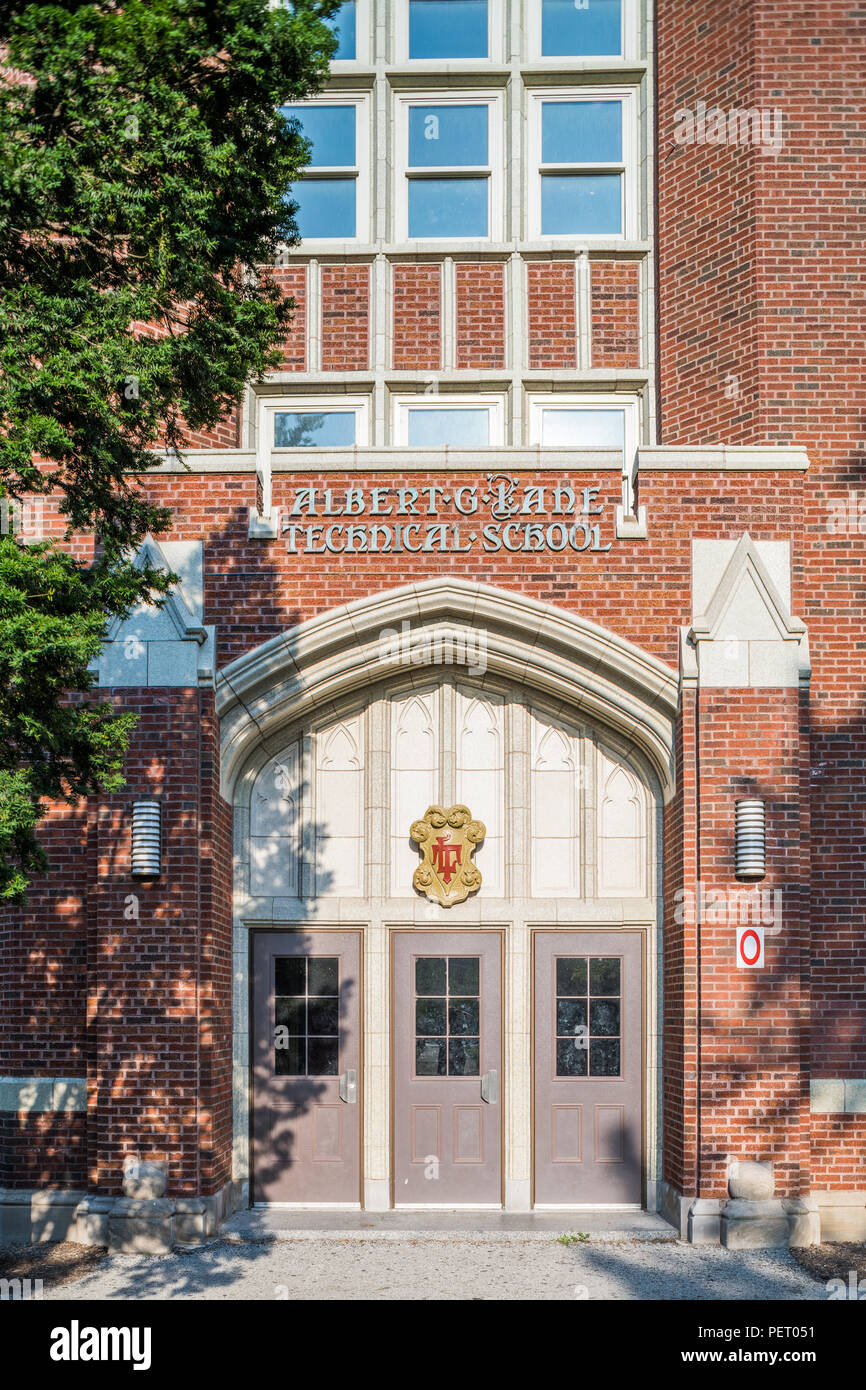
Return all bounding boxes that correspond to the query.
[409,804,486,907]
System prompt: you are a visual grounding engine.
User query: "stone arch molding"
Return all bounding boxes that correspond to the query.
[216,580,679,801]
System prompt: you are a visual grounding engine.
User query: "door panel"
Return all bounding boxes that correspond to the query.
[253,930,361,1204]
[394,931,502,1205]
[534,931,642,1205]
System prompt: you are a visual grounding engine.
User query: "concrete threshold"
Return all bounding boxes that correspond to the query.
[221,1208,677,1244]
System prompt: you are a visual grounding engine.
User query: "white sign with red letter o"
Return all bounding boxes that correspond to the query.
[736,925,765,969]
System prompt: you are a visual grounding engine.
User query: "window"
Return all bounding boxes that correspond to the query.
[274,955,340,1076]
[326,0,356,60]
[396,93,502,241]
[414,955,481,1076]
[528,395,636,450]
[528,89,636,239]
[541,0,623,57]
[261,396,370,455]
[393,394,504,446]
[280,97,368,241]
[528,395,639,515]
[554,956,622,1078]
[407,0,488,59]
[278,0,366,63]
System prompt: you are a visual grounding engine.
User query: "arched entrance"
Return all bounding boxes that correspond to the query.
[217,580,678,1211]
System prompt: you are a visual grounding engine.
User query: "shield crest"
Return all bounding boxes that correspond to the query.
[409,804,486,907]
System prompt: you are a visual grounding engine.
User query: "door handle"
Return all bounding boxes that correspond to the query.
[480,1069,498,1105]
[339,1069,357,1104]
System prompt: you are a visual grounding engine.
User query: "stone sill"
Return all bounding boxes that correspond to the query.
[155,444,809,476]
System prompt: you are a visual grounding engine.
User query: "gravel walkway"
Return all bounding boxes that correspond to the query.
[43,1236,827,1301]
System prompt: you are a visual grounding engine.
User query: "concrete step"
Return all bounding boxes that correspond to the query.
[221,1208,677,1244]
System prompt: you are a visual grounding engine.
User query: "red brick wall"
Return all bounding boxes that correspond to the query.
[0,1114,88,1189]
[79,688,232,1197]
[527,261,577,370]
[656,0,866,1192]
[811,1117,866,1188]
[656,0,760,444]
[456,262,506,370]
[392,264,441,370]
[692,690,809,1199]
[591,261,640,369]
[275,264,307,371]
[321,264,369,371]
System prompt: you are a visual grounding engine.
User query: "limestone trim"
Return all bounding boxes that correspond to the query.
[216,579,679,805]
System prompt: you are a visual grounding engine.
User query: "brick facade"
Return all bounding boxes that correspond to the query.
[2,1,863,1238]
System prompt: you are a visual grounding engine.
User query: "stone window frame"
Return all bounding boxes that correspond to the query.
[279,91,372,246]
[259,393,372,457]
[393,89,505,245]
[393,0,505,66]
[525,85,639,242]
[528,0,640,65]
[390,389,506,446]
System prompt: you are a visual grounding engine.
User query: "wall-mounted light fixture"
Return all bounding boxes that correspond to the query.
[131,800,161,877]
[735,798,765,880]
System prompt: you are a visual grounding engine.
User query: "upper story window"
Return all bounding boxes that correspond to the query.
[528,89,636,239]
[408,0,488,59]
[528,393,637,451]
[262,396,370,453]
[393,393,504,446]
[280,97,368,242]
[540,0,623,57]
[326,0,357,60]
[396,93,502,241]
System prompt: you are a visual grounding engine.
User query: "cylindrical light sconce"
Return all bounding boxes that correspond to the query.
[131,800,161,876]
[735,798,765,880]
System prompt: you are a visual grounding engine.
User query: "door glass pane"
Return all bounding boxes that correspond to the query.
[308,1037,339,1075]
[308,957,339,994]
[409,0,488,59]
[416,957,447,994]
[541,172,622,235]
[275,954,340,1077]
[590,957,620,995]
[555,954,623,1078]
[409,105,488,167]
[589,1039,620,1077]
[589,998,620,1036]
[407,406,490,446]
[449,1038,480,1074]
[408,177,489,238]
[276,1035,305,1075]
[275,956,306,995]
[541,101,622,165]
[416,998,447,1034]
[281,105,356,166]
[448,957,480,995]
[327,0,356,60]
[556,1038,588,1077]
[275,997,306,1033]
[416,1037,447,1075]
[556,997,587,1034]
[274,411,357,448]
[449,998,480,1034]
[556,957,587,996]
[308,998,339,1034]
[541,0,622,58]
[414,955,481,1075]
[293,178,356,240]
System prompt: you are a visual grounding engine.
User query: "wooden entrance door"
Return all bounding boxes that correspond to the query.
[534,931,643,1205]
[252,930,361,1204]
[393,931,502,1205]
